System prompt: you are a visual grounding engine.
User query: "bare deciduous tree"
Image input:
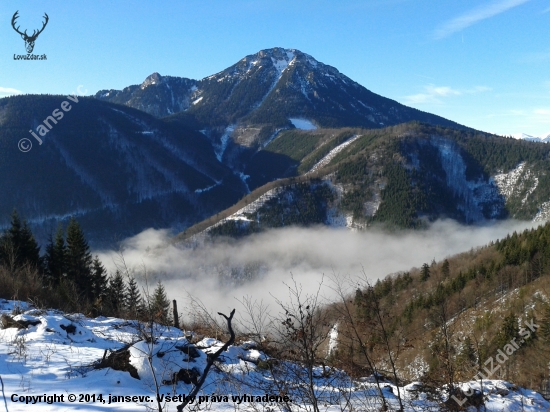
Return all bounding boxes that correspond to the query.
[176,309,236,412]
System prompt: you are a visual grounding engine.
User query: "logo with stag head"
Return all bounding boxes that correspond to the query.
[11,11,49,54]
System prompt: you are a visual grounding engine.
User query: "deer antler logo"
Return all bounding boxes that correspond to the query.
[11,11,49,54]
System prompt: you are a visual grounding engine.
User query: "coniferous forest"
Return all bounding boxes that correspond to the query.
[0,210,171,324]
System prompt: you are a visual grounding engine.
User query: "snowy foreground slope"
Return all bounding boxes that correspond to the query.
[0,300,549,411]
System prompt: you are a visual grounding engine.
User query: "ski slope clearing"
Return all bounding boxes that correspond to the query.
[0,300,548,411]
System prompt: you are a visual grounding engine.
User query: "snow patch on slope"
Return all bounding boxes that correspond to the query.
[534,201,550,222]
[225,187,283,221]
[261,128,283,148]
[236,171,251,193]
[364,191,382,217]
[493,162,538,205]
[250,51,296,112]
[433,137,504,222]
[324,180,366,230]
[308,134,360,174]
[195,182,221,194]
[193,187,286,240]
[215,125,235,162]
[271,55,292,75]
[289,118,317,130]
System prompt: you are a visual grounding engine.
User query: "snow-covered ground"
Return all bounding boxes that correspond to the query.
[0,300,549,411]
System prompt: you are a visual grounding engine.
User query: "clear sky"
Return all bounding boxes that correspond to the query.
[1,0,549,137]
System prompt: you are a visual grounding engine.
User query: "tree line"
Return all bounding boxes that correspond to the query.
[0,210,172,324]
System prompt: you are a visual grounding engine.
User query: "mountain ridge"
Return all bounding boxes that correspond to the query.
[96,47,468,138]
[515,133,550,143]
[96,47,472,194]
[2,49,550,245]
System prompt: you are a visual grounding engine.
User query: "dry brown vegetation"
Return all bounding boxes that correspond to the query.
[322,224,550,401]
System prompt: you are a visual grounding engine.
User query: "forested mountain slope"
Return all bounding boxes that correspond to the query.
[181,123,550,239]
[335,221,550,401]
[0,95,247,244]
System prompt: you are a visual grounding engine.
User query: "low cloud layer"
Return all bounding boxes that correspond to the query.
[96,219,538,320]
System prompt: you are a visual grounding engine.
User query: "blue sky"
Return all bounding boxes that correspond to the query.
[1,0,549,137]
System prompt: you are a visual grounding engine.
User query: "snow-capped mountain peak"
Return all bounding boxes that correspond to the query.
[96,47,464,135]
[513,133,550,143]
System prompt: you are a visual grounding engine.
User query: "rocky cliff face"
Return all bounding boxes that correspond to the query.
[96,73,198,118]
[427,136,505,223]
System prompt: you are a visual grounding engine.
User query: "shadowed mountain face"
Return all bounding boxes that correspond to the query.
[0,95,247,245]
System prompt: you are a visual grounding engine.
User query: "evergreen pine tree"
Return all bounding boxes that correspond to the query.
[442,259,450,278]
[0,209,23,268]
[151,280,170,325]
[496,312,519,348]
[540,304,550,342]
[107,270,126,317]
[0,210,41,270]
[20,220,41,269]
[44,225,66,284]
[421,263,430,281]
[65,218,93,299]
[91,256,108,302]
[125,276,142,319]
[44,235,55,278]
[459,336,477,367]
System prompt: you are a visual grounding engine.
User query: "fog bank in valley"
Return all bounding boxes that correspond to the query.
[95,219,539,319]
